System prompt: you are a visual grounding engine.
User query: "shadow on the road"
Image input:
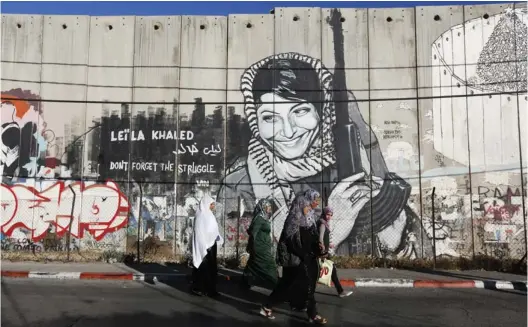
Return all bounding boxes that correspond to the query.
[1,280,29,327]
[1,309,359,327]
[123,261,243,282]
[125,262,308,322]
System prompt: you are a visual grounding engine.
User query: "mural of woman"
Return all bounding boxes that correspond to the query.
[218,52,432,258]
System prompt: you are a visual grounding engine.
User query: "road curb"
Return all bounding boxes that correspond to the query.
[2,270,527,290]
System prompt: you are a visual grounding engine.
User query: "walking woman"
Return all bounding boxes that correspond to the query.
[191,194,224,298]
[242,198,279,289]
[288,189,323,311]
[318,207,353,298]
[260,195,327,324]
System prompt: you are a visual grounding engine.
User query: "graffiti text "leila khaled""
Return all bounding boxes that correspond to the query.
[1,181,130,242]
[110,129,195,142]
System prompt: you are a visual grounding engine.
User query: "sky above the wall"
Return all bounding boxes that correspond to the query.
[0,1,517,16]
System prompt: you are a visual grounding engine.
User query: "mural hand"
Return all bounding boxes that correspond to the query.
[327,172,373,251]
[371,176,384,190]
[329,172,366,197]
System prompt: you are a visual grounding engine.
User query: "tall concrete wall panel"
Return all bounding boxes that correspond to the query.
[129,16,182,257]
[1,15,44,245]
[416,5,472,258]
[225,13,274,253]
[177,16,227,257]
[516,2,528,259]
[367,8,422,257]
[463,4,525,258]
[321,8,372,255]
[1,4,526,262]
[271,7,323,244]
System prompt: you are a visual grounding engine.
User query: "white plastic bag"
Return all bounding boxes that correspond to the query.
[317,259,334,287]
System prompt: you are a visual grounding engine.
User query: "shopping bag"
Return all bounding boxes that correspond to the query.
[317,259,334,287]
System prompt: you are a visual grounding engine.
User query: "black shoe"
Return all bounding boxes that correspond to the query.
[190,288,204,296]
[207,291,221,298]
[240,277,252,290]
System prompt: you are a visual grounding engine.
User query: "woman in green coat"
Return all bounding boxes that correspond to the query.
[242,198,279,289]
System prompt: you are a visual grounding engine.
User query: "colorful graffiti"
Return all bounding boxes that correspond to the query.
[1,180,130,241]
[1,89,131,249]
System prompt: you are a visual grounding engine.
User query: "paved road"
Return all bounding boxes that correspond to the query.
[1,278,525,327]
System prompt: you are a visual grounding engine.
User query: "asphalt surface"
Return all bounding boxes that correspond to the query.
[1,278,526,327]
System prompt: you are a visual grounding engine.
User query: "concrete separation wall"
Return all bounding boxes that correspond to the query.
[1,3,527,263]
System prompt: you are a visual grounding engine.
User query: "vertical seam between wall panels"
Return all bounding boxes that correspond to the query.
[171,16,181,258]
[413,6,424,259]
[513,2,527,258]
[450,27,456,168]
[272,9,277,247]
[480,17,486,169]
[128,16,137,250]
[462,6,476,259]
[80,16,93,251]
[82,16,92,186]
[33,15,45,235]
[175,15,184,259]
[223,14,229,260]
[367,8,374,257]
[320,8,324,206]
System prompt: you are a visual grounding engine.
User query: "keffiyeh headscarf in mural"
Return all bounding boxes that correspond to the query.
[253,198,272,220]
[241,53,337,209]
[283,194,312,240]
[301,189,320,228]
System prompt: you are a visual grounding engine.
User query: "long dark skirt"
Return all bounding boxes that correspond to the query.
[287,266,307,309]
[191,243,218,296]
[266,261,319,319]
[303,257,320,319]
[265,266,300,308]
[289,258,320,317]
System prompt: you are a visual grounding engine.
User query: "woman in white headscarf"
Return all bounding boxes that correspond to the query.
[191,193,224,297]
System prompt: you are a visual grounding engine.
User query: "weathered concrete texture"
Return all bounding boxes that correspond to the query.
[0,3,527,262]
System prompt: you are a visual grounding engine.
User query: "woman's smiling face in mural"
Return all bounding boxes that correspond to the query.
[257,93,319,159]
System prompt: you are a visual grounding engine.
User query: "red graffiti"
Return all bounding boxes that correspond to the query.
[92,203,100,215]
[480,186,523,221]
[319,266,330,278]
[226,218,250,242]
[485,205,518,220]
[0,180,130,241]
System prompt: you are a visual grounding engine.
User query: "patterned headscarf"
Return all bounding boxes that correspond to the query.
[254,198,272,220]
[241,53,337,208]
[301,189,320,228]
[283,194,312,239]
